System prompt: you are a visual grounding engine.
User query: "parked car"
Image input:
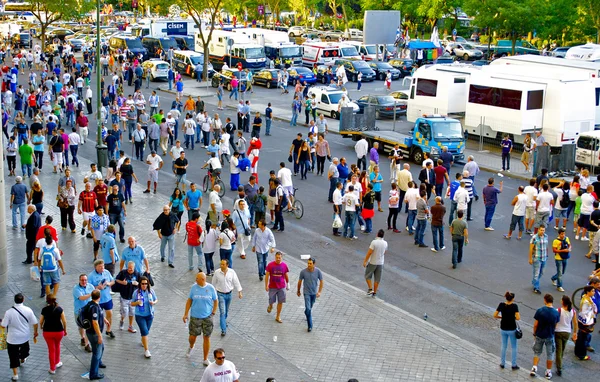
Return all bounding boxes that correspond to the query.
[171,35,195,50]
[442,35,468,46]
[334,59,376,82]
[368,61,400,81]
[315,65,337,84]
[389,90,409,101]
[288,26,306,37]
[446,42,483,61]
[172,50,214,80]
[550,47,569,58]
[319,30,344,41]
[287,66,317,84]
[355,95,406,118]
[253,68,280,88]
[388,58,413,78]
[211,68,248,91]
[47,28,74,42]
[11,32,31,48]
[307,86,359,119]
[435,54,455,64]
[142,59,170,81]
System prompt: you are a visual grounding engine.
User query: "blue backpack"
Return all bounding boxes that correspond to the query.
[41,246,58,272]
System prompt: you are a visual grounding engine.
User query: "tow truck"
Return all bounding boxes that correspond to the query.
[340,114,466,164]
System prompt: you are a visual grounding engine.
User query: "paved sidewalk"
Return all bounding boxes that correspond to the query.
[1,154,538,381]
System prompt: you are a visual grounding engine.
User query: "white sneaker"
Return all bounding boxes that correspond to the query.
[484,227,494,231]
[582,237,589,241]
[360,225,365,231]
[441,246,446,250]
[530,366,537,376]
[203,359,211,366]
[144,350,152,358]
[49,370,56,375]
[551,280,557,286]
[186,346,194,358]
[119,321,124,330]
[575,235,580,240]
[55,362,63,368]
[11,375,18,381]
[545,369,552,379]
[431,248,438,252]
[557,287,565,292]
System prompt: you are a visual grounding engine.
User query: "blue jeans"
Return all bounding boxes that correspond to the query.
[202,131,210,147]
[220,248,233,268]
[21,163,32,177]
[168,79,173,90]
[364,218,372,233]
[266,118,272,135]
[452,236,464,265]
[135,314,153,337]
[500,329,518,367]
[406,210,417,234]
[217,291,233,333]
[484,205,496,228]
[328,177,338,202]
[195,127,202,143]
[469,176,478,197]
[12,202,26,228]
[415,219,427,245]
[291,112,298,126]
[532,259,546,290]
[185,134,195,149]
[66,110,74,126]
[304,294,317,329]
[448,201,457,226]
[431,225,444,250]
[293,153,299,174]
[188,245,203,270]
[551,259,568,288]
[124,178,133,201]
[70,145,79,166]
[109,213,125,241]
[343,211,356,238]
[300,159,310,179]
[256,252,268,277]
[248,203,256,227]
[86,333,104,379]
[355,206,365,227]
[160,234,175,264]
[229,88,238,100]
[204,252,215,274]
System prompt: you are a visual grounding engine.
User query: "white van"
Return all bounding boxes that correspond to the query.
[566,44,600,62]
[302,41,341,67]
[576,130,600,168]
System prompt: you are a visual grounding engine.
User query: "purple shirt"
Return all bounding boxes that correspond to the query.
[369,147,379,164]
[482,185,501,206]
[266,261,289,290]
[501,138,512,154]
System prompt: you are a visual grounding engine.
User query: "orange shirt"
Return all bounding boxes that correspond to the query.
[184,99,195,111]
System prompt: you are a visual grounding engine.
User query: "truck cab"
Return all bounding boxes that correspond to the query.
[409,116,466,163]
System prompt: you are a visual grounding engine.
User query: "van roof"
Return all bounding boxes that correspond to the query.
[173,50,203,56]
[580,130,600,138]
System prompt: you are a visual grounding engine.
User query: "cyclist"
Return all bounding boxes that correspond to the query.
[201,152,222,191]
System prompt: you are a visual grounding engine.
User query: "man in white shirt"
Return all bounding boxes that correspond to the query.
[1,293,39,381]
[87,163,103,183]
[453,181,470,215]
[183,114,197,150]
[524,178,539,234]
[211,259,243,336]
[208,185,223,223]
[144,151,163,194]
[68,127,81,167]
[363,230,388,297]
[342,184,359,240]
[277,162,294,210]
[355,137,368,172]
[504,186,527,240]
[535,183,554,234]
[332,182,344,236]
[405,182,420,234]
[202,152,222,191]
[200,348,240,382]
[577,185,596,240]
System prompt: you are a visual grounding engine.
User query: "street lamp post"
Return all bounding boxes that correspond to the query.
[96,0,108,170]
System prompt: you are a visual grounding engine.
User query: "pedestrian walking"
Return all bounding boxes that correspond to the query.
[84,290,110,380]
[450,210,468,269]
[24,204,41,264]
[212,259,243,336]
[536,183,554,235]
[493,291,520,370]
[114,261,141,334]
[363,229,388,298]
[200,348,240,382]
[88,260,116,339]
[10,176,29,230]
[219,221,236,268]
[504,186,527,240]
[463,155,480,201]
[550,228,571,292]
[525,178,538,234]
[387,183,401,232]
[183,272,218,366]
[297,257,324,332]
[430,196,446,252]
[418,161,435,201]
[265,252,290,323]
[36,232,66,297]
[58,183,76,232]
[342,185,359,239]
[38,294,67,375]
[202,220,219,276]
[529,226,548,294]
[153,205,180,268]
[232,199,251,259]
[327,158,340,203]
[554,295,577,376]
[501,134,512,171]
[530,293,560,379]
[73,274,94,353]
[482,177,503,231]
[2,293,39,381]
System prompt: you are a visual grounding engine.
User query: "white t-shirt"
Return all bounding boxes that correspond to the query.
[278,167,293,187]
[230,156,240,174]
[1,303,38,345]
[220,133,230,155]
[536,191,554,213]
[368,238,388,265]
[207,157,222,170]
[581,193,596,215]
[184,119,196,135]
[219,229,235,250]
[512,193,527,216]
[453,188,469,211]
[68,132,81,146]
[333,188,343,205]
[345,181,362,200]
[405,188,419,210]
[554,188,566,211]
[146,154,163,171]
[200,360,240,382]
[342,193,359,212]
[524,186,538,208]
[209,191,222,212]
[555,307,575,333]
[170,146,184,160]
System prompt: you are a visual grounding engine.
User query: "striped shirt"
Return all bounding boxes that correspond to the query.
[79,191,97,212]
[530,234,548,262]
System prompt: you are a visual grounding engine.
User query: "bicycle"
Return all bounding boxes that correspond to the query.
[202,169,225,198]
[284,187,304,219]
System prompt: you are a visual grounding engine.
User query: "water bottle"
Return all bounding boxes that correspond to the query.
[138,290,144,308]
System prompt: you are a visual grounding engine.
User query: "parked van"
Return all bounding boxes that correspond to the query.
[575,130,600,168]
[109,36,147,59]
[302,41,340,67]
[172,50,214,79]
[566,44,600,62]
[142,36,179,58]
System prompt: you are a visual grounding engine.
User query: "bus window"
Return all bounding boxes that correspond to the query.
[527,90,544,110]
[416,79,438,97]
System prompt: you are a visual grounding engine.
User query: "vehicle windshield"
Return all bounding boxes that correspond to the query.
[432,121,463,140]
[159,38,178,50]
[386,44,396,52]
[377,62,393,69]
[376,96,396,104]
[155,63,169,70]
[462,43,475,50]
[181,37,194,49]
[279,46,301,57]
[353,61,369,69]
[328,93,345,104]
[365,45,377,54]
[245,47,265,59]
[340,46,359,56]
[189,55,205,65]
[577,136,600,150]
[125,39,143,49]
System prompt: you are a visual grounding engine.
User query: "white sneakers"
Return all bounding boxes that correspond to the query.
[203,359,211,366]
[145,350,152,358]
[186,346,194,358]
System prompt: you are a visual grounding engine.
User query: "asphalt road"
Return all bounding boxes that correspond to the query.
[17,55,600,379]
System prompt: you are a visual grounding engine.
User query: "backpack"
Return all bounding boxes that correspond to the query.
[559,190,569,209]
[41,246,58,272]
[558,238,571,259]
[255,194,266,213]
[76,301,93,330]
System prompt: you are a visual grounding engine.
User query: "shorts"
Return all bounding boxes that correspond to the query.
[105,263,115,276]
[267,196,277,211]
[189,316,213,337]
[52,152,64,166]
[283,185,294,197]
[120,116,127,122]
[93,241,101,252]
[268,288,286,305]
[535,211,550,228]
[574,213,580,225]
[532,336,555,359]
[509,214,525,232]
[100,299,114,311]
[589,231,597,251]
[525,206,535,220]
[135,314,153,337]
[554,208,568,219]
[364,264,383,283]
[374,191,382,202]
[119,297,134,317]
[578,214,591,229]
[521,151,530,163]
[176,174,187,184]
[210,168,222,178]
[42,269,60,286]
[147,169,158,183]
[82,212,92,223]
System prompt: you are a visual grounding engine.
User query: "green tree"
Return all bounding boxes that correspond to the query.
[415,0,463,28]
[183,0,224,80]
[581,0,600,43]
[30,0,93,51]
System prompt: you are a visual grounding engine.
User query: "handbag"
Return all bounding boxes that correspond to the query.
[57,196,69,209]
[288,155,293,163]
[237,210,251,237]
[0,326,7,351]
[515,323,523,339]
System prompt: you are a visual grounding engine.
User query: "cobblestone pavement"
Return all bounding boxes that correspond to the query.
[1,156,539,381]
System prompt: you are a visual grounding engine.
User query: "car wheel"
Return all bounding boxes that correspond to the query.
[463,53,469,61]
[266,81,271,89]
[211,79,217,88]
[331,111,339,120]
[379,73,384,81]
[411,148,423,164]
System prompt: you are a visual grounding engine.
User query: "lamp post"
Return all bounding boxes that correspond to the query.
[96,0,108,170]
[0,96,6,287]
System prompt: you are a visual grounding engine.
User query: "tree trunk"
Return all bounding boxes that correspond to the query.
[41,24,46,52]
[203,40,209,81]
[341,1,349,33]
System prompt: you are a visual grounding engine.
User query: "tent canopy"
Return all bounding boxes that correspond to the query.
[407,40,436,49]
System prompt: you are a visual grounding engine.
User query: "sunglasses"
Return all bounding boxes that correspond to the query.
[141,283,148,285]
[216,356,225,360]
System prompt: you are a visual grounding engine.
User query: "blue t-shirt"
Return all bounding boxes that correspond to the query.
[502,139,512,154]
[121,245,146,273]
[46,122,56,136]
[533,306,560,339]
[105,134,117,151]
[337,164,349,180]
[186,190,202,209]
[101,232,119,265]
[32,135,45,151]
[207,144,220,155]
[72,283,95,314]
[88,269,115,304]
[133,289,157,317]
[369,172,383,192]
[449,180,460,200]
[176,81,184,91]
[170,196,185,212]
[188,283,217,319]
[482,185,501,207]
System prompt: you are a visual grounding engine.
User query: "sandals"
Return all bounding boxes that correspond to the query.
[267,305,272,313]
[240,255,246,259]
[275,317,283,323]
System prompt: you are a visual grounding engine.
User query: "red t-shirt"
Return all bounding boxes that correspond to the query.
[434,166,447,185]
[28,94,37,107]
[79,191,97,212]
[36,225,58,242]
[94,184,108,206]
[266,261,289,289]
[185,221,203,246]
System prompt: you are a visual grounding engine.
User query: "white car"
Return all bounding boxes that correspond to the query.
[308,86,359,119]
[446,42,483,61]
[288,26,306,37]
[142,59,170,81]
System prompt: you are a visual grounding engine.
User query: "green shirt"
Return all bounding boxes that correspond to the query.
[575,197,582,215]
[451,218,468,237]
[18,144,34,165]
